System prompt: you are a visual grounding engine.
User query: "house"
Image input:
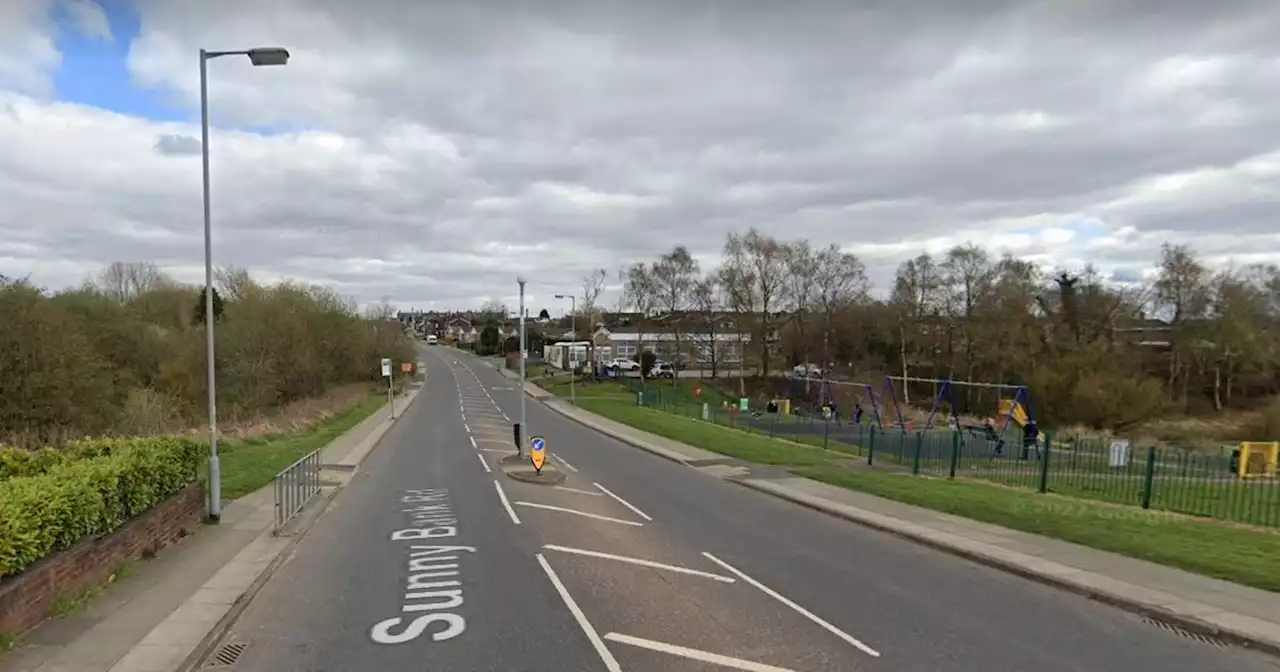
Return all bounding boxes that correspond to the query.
[590,317,751,367]
[445,316,478,344]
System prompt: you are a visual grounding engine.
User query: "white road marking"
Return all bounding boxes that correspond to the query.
[543,545,735,583]
[513,502,644,527]
[603,633,798,672]
[493,480,521,525]
[536,555,622,672]
[554,486,603,497]
[463,423,472,433]
[480,448,510,453]
[552,454,579,473]
[701,552,880,658]
[502,413,511,421]
[476,453,491,473]
[469,435,477,449]
[592,482,652,522]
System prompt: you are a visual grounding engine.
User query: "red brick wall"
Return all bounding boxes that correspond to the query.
[0,482,205,636]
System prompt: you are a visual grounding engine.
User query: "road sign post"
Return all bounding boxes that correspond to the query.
[381,357,395,419]
[530,436,546,473]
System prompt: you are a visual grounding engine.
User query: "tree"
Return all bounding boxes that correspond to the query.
[192,286,226,326]
[581,268,608,327]
[95,262,168,304]
[690,274,725,377]
[364,296,397,321]
[723,228,788,377]
[781,241,818,367]
[812,245,870,373]
[537,308,551,321]
[1155,243,1211,404]
[479,324,501,355]
[479,298,509,321]
[649,246,700,382]
[624,263,657,378]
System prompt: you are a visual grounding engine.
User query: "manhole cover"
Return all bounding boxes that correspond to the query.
[203,642,248,668]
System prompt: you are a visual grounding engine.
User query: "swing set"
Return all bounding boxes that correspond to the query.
[883,376,1034,444]
[784,375,886,427]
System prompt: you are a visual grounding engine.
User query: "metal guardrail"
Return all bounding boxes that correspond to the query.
[274,448,323,532]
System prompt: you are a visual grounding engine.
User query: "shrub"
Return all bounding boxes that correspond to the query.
[0,436,202,577]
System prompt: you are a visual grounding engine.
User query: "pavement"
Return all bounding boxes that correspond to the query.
[169,345,1279,671]
[0,383,421,672]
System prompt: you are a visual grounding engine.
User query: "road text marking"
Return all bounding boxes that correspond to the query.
[592,482,652,522]
[513,502,644,527]
[537,554,621,672]
[603,633,797,672]
[476,453,491,473]
[493,480,521,524]
[702,552,880,658]
[543,545,734,583]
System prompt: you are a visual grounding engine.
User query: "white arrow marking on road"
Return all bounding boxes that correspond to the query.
[512,502,644,527]
[602,633,798,672]
[543,544,734,583]
[592,482,651,522]
[701,552,880,658]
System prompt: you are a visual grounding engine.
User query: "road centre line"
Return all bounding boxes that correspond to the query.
[602,633,797,672]
[554,485,603,497]
[592,482,651,522]
[536,554,622,672]
[469,435,477,449]
[701,552,880,658]
[512,502,645,527]
[476,453,492,473]
[543,544,734,583]
[558,450,583,471]
[493,481,521,524]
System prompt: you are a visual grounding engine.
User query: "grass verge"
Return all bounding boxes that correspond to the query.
[217,393,388,499]
[567,393,1280,592]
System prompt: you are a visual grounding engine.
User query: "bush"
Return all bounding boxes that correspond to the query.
[0,436,202,577]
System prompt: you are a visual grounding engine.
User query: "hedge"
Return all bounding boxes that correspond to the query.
[0,437,202,577]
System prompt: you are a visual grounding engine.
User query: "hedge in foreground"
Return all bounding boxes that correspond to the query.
[0,437,202,577]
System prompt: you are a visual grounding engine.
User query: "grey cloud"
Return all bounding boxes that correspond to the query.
[154,133,201,156]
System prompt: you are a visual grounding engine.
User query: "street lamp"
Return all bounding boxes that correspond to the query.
[200,46,290,522]
[517,277,528,457]
[554,293,577,404]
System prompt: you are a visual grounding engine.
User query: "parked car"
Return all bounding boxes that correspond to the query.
[650,362,676,378]
[793,363,824,378]
[606,358,642,372]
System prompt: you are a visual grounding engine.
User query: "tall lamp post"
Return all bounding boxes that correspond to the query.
[554,293,576,404]
[517,277,528,457]
[200,46,290,522]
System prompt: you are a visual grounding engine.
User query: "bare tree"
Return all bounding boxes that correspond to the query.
[216,265,259,302]
[364,296,397,321]
[624,263,658,377]
[649,246,700,381]
[782,241,819,368]
[812,244,870,373]
[727,228,788,378]
[717,242,756,396]
[690,274,725,378]
[581,268,608,328]
[95,262,168,304]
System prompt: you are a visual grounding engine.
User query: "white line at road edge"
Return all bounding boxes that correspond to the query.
[477,453,492,473]
[603,633,797,672]
[553,454,579,473]
[513,502,644,527]
[701,552,880,658]
[469,435,477,449]
[536,554,623,671]
[543,544,734,583]
[493,480,521,524]
[592,482,652,522]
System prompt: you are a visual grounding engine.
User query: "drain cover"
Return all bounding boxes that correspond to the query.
[203,642,248,668]
[1142,617,1230,648]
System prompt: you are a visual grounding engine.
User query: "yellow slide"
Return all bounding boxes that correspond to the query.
[997,399,1028,427]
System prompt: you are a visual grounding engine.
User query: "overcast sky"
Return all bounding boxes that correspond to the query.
[2,0,1280,311]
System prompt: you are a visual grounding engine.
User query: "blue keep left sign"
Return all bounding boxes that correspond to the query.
[530,437,546,452]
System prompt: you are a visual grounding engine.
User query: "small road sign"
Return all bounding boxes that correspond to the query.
[530,436,547,472]
[400,361,413,373]
[380,358,392,377]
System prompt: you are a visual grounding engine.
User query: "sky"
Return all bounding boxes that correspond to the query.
[2,0,1280,311]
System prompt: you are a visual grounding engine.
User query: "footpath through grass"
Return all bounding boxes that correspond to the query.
[216,394,388,499]
[564,386,1280,592]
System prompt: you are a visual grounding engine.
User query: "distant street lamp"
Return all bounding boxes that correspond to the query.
[517,277,528,456]
[200,46,290,522]
[554,293,577,404]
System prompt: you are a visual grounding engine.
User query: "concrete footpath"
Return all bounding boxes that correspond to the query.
[0,386,422,672]
[538,392,1280,657]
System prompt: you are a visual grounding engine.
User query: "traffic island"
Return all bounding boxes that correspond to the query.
[500,453,530,466]
[504,465,567,485]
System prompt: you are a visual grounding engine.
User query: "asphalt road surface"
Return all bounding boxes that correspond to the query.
[208,345,1279,671]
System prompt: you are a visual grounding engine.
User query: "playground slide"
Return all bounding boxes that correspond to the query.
[997,399,1028,427]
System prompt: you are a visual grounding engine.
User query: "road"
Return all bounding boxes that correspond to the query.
[209,346,1278,671]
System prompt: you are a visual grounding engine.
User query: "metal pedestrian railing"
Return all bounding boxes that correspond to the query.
[274,448,323,532]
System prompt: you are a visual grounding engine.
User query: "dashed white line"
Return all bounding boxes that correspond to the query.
[543,544,735,583]
[476,453,492,473]
[512,502,645,527]
[602,633,797,672]
[553,454,579,473]
[592,482,652,522]
[463,423,472,433]
[493,480,521,524]
[554,485,604,497]
[469,435,477,449]
[701,552,880,658]
[536,554,622,672]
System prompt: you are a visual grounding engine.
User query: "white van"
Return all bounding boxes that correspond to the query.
[426,334,439,345]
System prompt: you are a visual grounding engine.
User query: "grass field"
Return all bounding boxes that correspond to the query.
[215,394,388,499]
[551,381,1280,591]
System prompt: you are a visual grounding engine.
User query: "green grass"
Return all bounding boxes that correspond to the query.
[216,394,388,499]
[793,466,1280,592]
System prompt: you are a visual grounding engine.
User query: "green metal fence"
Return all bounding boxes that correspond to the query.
[624,381,1279,529]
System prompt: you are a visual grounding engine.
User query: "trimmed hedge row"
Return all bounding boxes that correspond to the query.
[0,437,202,577]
